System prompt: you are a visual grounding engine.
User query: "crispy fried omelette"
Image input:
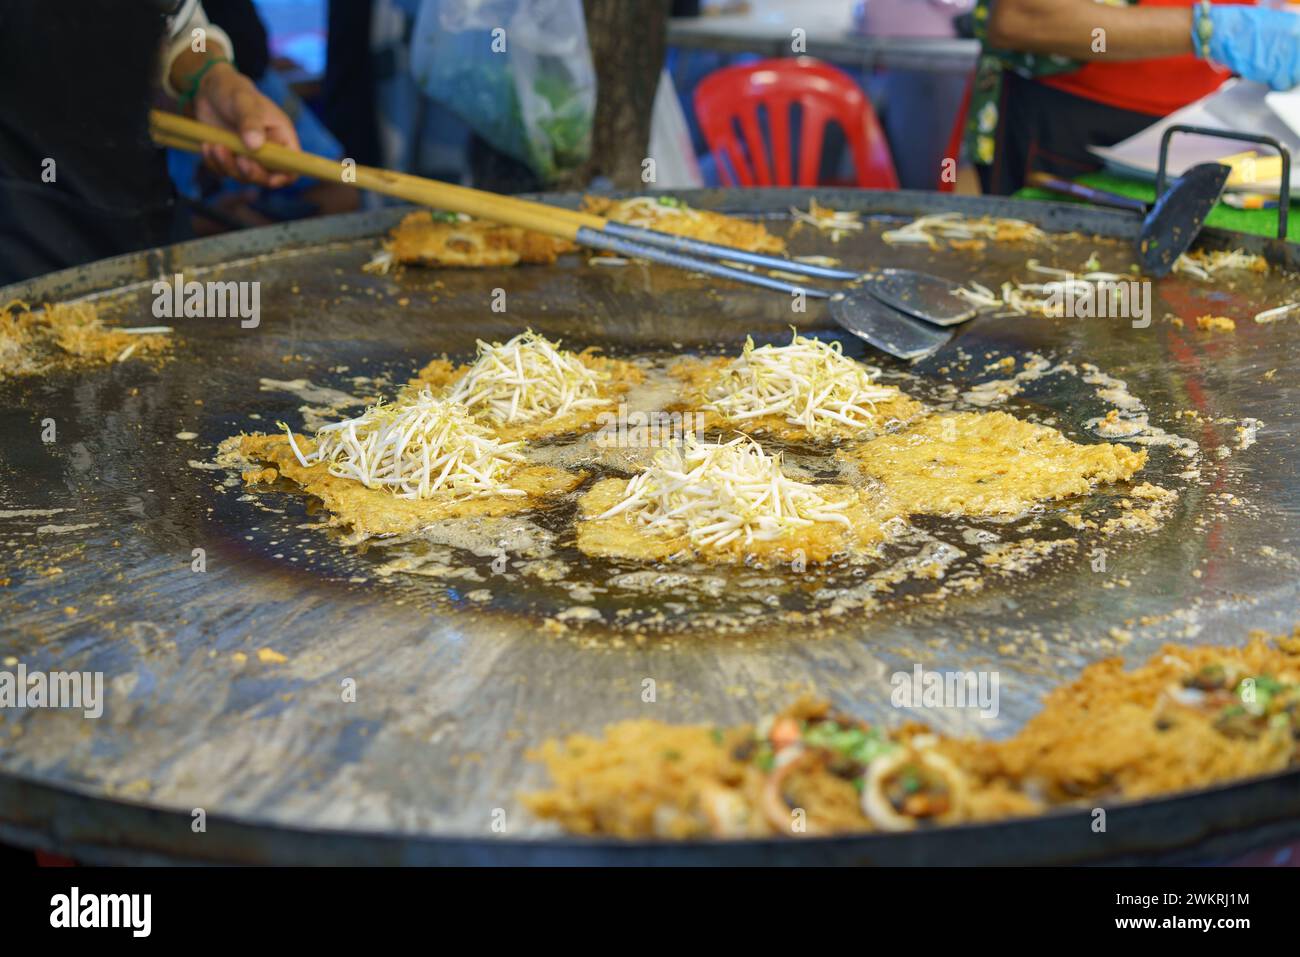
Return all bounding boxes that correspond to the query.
[383,210,577,268]
[382,195,783,271]
[405,343,644,442]
[840,411,1148,517]
[575,475,889,565]
[573,409,1146,566]
[524,633,1300,838]
[672,354,925,442]
[230,329,1152,570]
[572,434,897,566]
[226,431,582,537]
[582,195,786,254]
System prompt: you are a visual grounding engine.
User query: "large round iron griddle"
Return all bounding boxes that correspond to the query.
[1,190,1299,865]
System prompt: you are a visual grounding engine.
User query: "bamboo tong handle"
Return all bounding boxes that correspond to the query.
[151,110,596,239]
[149,110,857,287]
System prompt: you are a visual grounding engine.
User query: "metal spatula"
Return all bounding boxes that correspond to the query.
[591,224,976,326]
[1136,162,1231,278]
[149,110,974,355]
[1027,161,1233,280]
[828,289,953,359]
[575,231,956,360]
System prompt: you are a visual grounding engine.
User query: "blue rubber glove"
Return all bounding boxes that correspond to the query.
[1199,5,1300,91]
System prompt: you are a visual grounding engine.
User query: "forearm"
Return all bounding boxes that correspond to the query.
[161,1,236,101]
[987,0,1195,60]
[167,44,233,103]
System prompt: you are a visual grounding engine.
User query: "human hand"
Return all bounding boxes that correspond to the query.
[1202,5,1300,91]
[192,63,300,188]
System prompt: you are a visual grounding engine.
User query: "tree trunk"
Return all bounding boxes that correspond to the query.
[554,0,671,190]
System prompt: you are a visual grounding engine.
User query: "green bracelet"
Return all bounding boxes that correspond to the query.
[177,57,233,110]
[1194,0,1213,60]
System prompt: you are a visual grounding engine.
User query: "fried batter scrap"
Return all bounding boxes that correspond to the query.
[582,195,786,254]
[1195,314,1237,333]
[524,721,768,838]
[841,411,1147,517]
[525,634,1300,838]
[0,299,169,380]
[881,212,1046,250]
[1173,248,1268,281]
[789,199,863,243]
[379,210,577,269]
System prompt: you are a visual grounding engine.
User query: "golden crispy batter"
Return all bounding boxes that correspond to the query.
[385,210,577,268]
[582,195,786,254]
[405,349,644,442]
[229,431,583,537]
[0,299,169,380]
[524,722,767,839]
[406,357,459,392]
[945,637,1300,805]
[842,410,1147,516]
[671,355,926,442]
[526,634,1300,838]
[1195,314,1237,333]
[574,476,888,565]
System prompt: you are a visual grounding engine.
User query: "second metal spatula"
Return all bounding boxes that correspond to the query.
[1028,163,1230,279]
[1136,162,1230,278]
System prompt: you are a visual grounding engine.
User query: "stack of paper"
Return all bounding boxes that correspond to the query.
[1090,79,1300,196]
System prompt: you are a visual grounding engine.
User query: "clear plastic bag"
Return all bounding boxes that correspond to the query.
[411,0,596,183]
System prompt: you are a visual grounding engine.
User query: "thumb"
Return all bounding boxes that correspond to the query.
[240,120,266,152]
[231,90,268,151]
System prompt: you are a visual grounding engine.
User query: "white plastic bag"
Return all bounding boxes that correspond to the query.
[411,0,596,183]
[648,70,703,189]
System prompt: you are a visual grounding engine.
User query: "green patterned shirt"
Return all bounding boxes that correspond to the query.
[967,0,1136,165]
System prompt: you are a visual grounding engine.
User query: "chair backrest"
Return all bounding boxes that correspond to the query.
[693,57,899,189]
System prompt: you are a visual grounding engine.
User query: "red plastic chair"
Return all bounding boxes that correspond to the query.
[693,57,899,189]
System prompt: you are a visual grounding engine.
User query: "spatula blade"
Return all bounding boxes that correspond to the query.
[1137,162,1230,279]
[866,268,977,326]
[829,289,953,360]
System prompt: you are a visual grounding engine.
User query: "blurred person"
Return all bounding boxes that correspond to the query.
[0,0,300,285]
[170,0,360,233]
[969,0,1300,194]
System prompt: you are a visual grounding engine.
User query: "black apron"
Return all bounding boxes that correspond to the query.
[977,71,1160,197]
[0,1,186,286]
